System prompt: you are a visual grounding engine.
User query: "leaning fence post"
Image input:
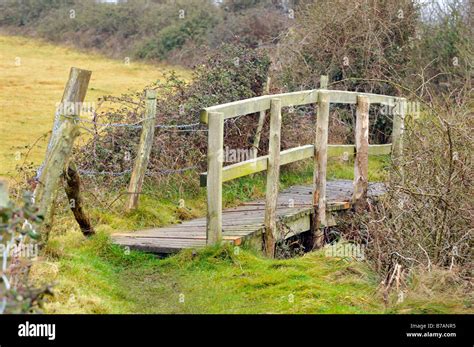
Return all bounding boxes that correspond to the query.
[126,90,158,211]
[206,112,224,245]
[352,95,370,211]
[35,67,91,241]
[251,76,271,159]
[263,98,281,257]
[312,91,329,249]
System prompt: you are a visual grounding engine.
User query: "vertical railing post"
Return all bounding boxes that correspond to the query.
[126,90,158,211]
[206,112,224,245]
[251,76,271,159]
[320,75,328,89]
[312,91,329,249]
[263,98,282,257]
[352,95,370,212]
[392,97,406,160]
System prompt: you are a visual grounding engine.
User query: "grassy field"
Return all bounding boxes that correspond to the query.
[3,35,470,315]
[0,34,188,177]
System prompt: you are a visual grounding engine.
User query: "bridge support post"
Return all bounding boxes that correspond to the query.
[263,98,281,257]
[251,76,271,159]
[126,90,158,211]
[312,91,329,249]
[352,95,370,212]
[206,112,224,245]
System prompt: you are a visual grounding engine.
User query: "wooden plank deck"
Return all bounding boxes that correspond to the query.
[112,180,385,254]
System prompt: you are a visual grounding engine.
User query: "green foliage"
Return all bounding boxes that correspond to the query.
[75,44,271,180]
[0,193,51,313]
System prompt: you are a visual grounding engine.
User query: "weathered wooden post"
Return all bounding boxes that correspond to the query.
[263,98,282,257]
[64,163,94,236]
[320,75,328,89]
[206,112,224,245]
[0,180,9,208]
[126,90,158,211]
[352,95,370,212]
[251,76,271,159]
[35,67,91,240]
[312,91,329,249]
[392,97,406,160]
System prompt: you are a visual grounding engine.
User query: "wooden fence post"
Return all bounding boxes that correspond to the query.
[206,112,224,245]
[352,95,370,211]
[251,76,271,159]
[35,67,91,241]
[126,90,158,211]
[312,91,329,249]
[263,98,282,257]
[0,180,9,208]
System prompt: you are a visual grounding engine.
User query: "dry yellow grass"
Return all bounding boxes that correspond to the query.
[0,35,189,177]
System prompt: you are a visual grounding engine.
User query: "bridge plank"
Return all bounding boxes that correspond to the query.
[112,180,385,254]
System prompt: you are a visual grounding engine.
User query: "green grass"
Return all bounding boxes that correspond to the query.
[37,231,384,314]
[36,231,471,314]
[29,154,471,314]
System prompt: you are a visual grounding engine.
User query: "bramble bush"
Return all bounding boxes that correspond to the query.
[0,192,51,313]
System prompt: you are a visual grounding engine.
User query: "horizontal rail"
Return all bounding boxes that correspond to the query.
[200,89,404,123]
[199,143,392,186]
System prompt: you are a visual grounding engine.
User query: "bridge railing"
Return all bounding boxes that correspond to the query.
[200,78,406,253]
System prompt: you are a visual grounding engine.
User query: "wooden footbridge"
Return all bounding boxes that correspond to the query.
[30,68,404,256]
[112,79,406,256]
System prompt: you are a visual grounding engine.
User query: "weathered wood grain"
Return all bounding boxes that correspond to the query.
[263,98,281,257]
[206,112,224,244]
[126,90,157,211]
[353,95,370,211]
[312,91,329,248]
[35,67,91,241]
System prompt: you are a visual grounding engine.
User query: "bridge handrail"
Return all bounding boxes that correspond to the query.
[201,77,406,255]
[200,89,404,123]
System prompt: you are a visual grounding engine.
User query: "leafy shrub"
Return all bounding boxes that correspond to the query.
[74,44,272,186]
[0,192,51,313]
